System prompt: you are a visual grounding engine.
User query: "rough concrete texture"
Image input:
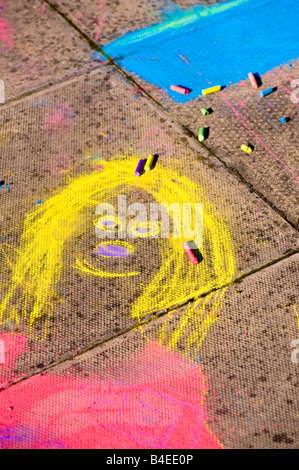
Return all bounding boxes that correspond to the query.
[0,0,299,450]
[1,254,298,448]
[47,0,299,230]
[1,66,299,389]
[0,0,103,100]
[127,63,299,227]
[51,0,222,45]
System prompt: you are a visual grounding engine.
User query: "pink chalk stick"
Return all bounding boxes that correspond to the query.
[248,72,259,89]
[182,241,199,265]
[170,84,190,95]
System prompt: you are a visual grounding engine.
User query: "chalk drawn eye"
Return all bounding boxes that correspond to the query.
[94,215,118,234]
[128,221,160,238]
[95,241,135,258]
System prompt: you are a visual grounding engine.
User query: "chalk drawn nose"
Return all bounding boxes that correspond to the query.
[0,339,5,364]
[0,80,5,104]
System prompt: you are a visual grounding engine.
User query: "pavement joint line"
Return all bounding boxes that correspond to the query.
[43,0,299,235]
[44,0,170,112]
[0,64,105,109]
[1,245,299,393]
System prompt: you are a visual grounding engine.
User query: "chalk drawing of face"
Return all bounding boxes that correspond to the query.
[74,200,160,280]
[0,158,235,355]
[0,4,14,51]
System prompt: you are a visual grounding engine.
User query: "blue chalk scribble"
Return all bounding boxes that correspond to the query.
[104,0,299,103]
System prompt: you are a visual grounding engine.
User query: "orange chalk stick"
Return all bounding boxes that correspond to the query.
[248,72,258,89]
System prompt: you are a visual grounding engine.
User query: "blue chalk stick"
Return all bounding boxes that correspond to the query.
[280,117,287,123]
[259,87,274,97]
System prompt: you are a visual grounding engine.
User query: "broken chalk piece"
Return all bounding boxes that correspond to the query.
[198,127,205,142]
[182,241,199,265]
[280,117,287,123]
[248,72,259,89]
[135,159,145,176]
[259,87,274,98]
[170,85,190,95]
[201,107,209,116]
[240,144,252,153]
[144,154,155,172]
[202,85,221,95]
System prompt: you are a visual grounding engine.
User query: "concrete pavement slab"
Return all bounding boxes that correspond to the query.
[0,66,298,390]
[0,253,298,448]
[0,0,104,101]
[123,63,299,227]
[98,0,299,227]
[50,0,219,46]
[159,254,299,449]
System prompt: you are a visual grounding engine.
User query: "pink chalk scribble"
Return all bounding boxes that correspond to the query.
[41,2,46,18]
[95,0,104,43]
[220,91,299,186]
[270,72,299,104]
[0,343,221,449]
[274,68,295,84]
[178,54,191,66]
[269,73,292,96]
[42,105,74,134]
[72,12,86,31]
[49,153,72,176]
[138,125,174,158]
[0,1,14,51]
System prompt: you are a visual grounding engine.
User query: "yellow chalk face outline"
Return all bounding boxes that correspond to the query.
[74,257,140,279]
[0,158,235,349]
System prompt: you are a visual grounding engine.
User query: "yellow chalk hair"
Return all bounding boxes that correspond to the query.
[0,157,235,349]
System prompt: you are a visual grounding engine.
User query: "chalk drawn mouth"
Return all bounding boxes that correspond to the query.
[74,241,140,278]
[94,241,135,258]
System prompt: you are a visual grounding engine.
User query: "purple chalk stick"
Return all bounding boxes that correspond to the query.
[135,159,145,176]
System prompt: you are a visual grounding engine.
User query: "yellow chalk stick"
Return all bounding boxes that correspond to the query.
[144,154,155,172]
[202,85,221,95]
[240,144,252,153]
